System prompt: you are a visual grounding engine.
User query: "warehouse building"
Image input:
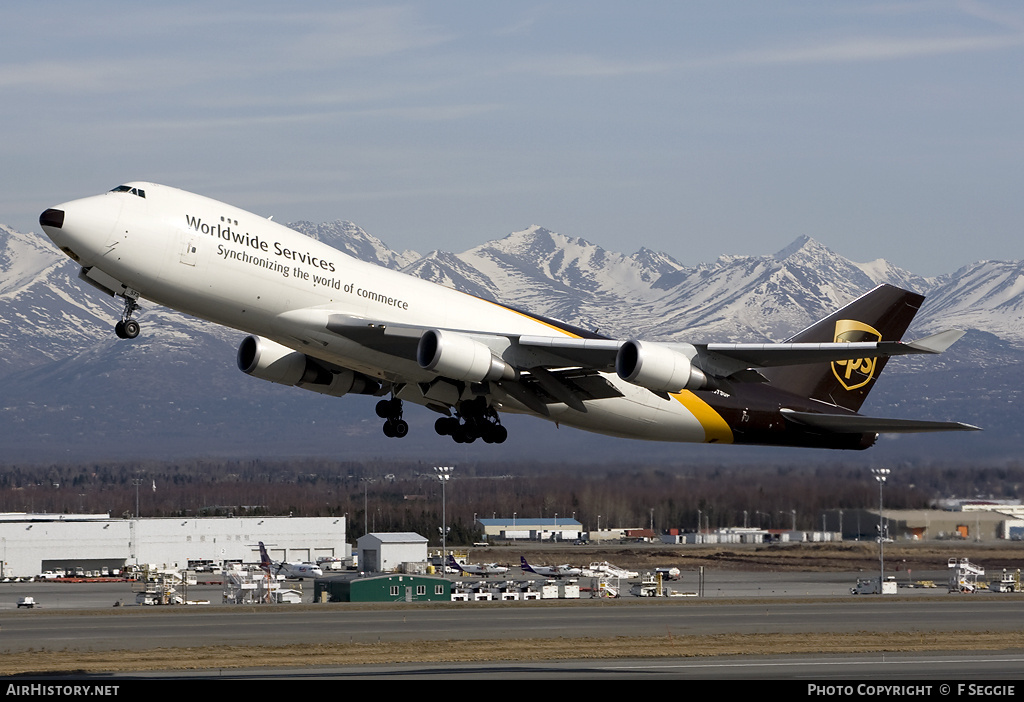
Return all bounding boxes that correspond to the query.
[823,508,1016,542]
[356,532,428,572]
[0,512,349,578]
[477,517,583,541]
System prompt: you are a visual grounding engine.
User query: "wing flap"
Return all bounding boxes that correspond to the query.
[516,336,621,371]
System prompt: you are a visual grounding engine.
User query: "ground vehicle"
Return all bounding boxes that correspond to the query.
[16,596,36,608]
[655,566,681,580]
[850,576,897,594]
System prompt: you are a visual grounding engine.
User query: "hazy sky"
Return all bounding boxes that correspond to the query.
[3,1,1022,276]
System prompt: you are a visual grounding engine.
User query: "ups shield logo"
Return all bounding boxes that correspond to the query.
[832,320,881,391]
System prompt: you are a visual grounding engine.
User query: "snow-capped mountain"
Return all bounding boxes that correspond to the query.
[916,260,1024,343]
[1,218,1021,462]
[288,220,420,271]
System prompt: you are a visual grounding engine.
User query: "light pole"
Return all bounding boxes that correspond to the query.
[360,478,374,537]
[872,468,891,589]
[778,510,796,532]
[434,466,454,564]
[131,479,142,518]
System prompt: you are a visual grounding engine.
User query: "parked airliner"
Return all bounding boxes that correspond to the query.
[448,555,509,577]
[39,183,978,449]
[520,557,582,579]
[258,542,323,580]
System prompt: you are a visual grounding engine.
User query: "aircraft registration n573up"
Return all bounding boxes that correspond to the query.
[39,182,978,450]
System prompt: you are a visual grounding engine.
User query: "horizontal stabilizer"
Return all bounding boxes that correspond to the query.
[781,408,981,434]
[904,329,966,354]
[704,328,965,370]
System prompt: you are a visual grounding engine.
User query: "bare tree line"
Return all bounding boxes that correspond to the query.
[1,458,1020,545]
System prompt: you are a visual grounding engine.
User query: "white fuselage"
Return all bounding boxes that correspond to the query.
[42,183,729,444]
[278,562,323,579]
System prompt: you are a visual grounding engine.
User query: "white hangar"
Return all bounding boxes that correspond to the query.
[356,532,428,573]
[0,512,349,578]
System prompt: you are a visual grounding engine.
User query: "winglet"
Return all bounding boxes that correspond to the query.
[905,329,966,354]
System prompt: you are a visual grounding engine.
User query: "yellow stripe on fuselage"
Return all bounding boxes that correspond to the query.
[482,298,583,339]
[672,391,733,444]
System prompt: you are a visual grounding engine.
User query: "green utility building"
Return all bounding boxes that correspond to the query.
[317,574,451,603]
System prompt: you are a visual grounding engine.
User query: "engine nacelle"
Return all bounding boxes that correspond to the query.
[417,329,516,382]
[615,340,708,393]
[237,335,376,397]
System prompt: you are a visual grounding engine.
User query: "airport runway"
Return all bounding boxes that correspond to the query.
[3,573,1023,679]
[4,597,1024,651]
[3,575,1024,649]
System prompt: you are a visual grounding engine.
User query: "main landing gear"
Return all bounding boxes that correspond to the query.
[376,397,409,438]
[114,290,141,339]
[376,395,508,444]
[434,397,508,444]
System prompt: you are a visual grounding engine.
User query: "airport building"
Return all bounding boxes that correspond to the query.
[824,508,1020,542]
[477,517,583,541]
[356,532,428,572]
[316,573,450,603]
[0,512,349,578]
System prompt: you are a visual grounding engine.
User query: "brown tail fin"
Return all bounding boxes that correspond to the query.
[762,284,924,411]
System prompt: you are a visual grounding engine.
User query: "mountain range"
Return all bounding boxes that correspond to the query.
[1,219,1022,464]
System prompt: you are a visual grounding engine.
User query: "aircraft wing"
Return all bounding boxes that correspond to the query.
[319,314,964,386]
[780,409,981,434]
[514,335,621,371]
[323,315,622,370]
[325,314,425,358]
[517,330,965,377]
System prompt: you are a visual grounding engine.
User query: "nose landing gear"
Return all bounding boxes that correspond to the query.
[114,290,141,339]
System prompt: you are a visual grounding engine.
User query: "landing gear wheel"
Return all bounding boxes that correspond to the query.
[483,424,508,444]
[378,396,408,438]
[376,398,401,419]
[382,418,409,439]
[447,399,507,444]
[435,417,459,436]
[115,290,141,340]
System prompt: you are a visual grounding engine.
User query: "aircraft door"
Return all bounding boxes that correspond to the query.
[180,237,199,266]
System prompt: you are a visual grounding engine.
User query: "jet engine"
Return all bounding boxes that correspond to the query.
[237,335,376,397]
[417,329,516,382]
[615,340,708,393]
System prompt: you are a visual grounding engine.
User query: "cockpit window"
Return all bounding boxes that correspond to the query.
[109,185,146,198]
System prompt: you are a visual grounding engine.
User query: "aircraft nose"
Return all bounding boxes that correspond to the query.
[40,208,65,230]
[38,194,121,265]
